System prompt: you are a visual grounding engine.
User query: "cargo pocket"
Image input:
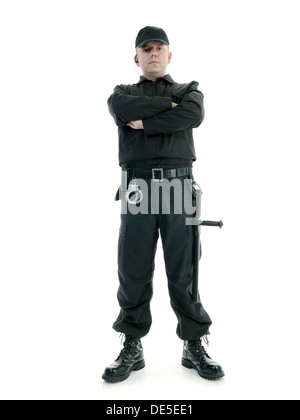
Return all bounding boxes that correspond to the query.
[118,224,127,274]
[119,224,127,237]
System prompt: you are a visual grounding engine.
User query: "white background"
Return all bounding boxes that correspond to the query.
[1,0,300,400]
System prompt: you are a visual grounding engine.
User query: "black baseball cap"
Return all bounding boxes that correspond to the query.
[135,26,169,48]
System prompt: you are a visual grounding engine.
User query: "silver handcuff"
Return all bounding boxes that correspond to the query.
[125,178,143,205]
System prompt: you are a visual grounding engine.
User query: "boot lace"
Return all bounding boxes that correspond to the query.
[116,334,140,362]
[188,339,210,359]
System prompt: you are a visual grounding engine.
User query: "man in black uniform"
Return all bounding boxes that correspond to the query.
[102,26,224,383]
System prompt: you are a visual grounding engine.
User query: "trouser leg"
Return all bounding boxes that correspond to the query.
[113,211,159,338]
[159,178,212,340]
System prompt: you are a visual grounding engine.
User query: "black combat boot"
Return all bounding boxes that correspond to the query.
[102,335,145,383]
[182,339,224,380]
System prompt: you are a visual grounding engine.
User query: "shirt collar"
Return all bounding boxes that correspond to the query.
[136,74,175,85]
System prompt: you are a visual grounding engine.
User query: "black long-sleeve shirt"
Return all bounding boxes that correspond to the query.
[107,74,204,168]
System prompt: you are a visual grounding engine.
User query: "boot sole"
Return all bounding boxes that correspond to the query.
[181,357,225,381]
[102,359,145,383]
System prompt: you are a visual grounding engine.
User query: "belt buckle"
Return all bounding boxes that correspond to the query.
[152,168,164,182]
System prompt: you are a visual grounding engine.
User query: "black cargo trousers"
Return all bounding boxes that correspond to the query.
[113,171,212,341]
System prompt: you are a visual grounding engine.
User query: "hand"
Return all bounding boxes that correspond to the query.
[171,102,178,108]
[127,120,144,130]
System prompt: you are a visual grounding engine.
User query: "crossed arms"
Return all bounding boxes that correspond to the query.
[127,101,178,130]
[107,83,204,136]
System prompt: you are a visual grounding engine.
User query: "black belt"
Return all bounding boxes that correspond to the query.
[127,167,191,182]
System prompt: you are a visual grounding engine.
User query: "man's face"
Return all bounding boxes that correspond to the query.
[136,41,172,80]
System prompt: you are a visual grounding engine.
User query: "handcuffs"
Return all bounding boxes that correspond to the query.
[122,170,144,205]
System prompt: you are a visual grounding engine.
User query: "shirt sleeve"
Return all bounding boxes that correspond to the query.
[143,83,205,136]
[107,84,172,127]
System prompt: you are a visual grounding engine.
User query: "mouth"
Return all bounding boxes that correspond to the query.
[149,61,159,64]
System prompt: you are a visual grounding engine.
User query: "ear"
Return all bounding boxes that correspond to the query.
[168,51,172,64]
[134,54,140,67]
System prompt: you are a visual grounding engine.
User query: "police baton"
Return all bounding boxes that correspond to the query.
[190,184,223,303]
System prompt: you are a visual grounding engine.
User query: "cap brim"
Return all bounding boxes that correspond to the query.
[136,38,169,48]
